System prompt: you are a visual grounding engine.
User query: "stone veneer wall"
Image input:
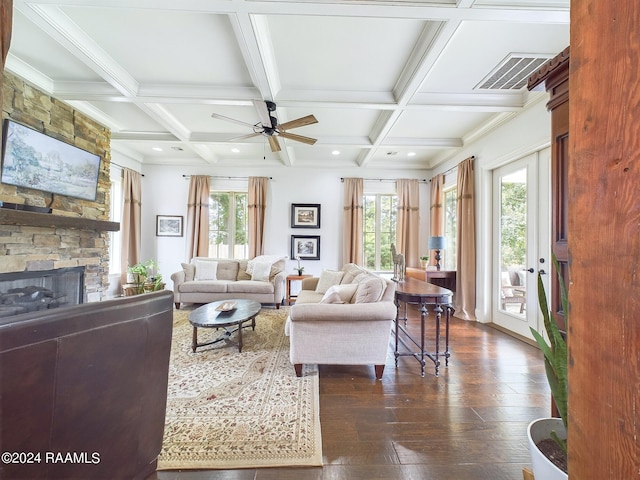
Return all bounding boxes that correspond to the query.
[0,72,112,302]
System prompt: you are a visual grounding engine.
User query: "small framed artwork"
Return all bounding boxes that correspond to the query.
[156,215,183,237]
[291,235,321,260]
[291,203,321,229]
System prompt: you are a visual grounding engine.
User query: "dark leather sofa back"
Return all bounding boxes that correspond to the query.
[0,290,174,480]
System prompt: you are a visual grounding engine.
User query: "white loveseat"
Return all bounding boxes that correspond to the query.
[171,256,286,309]
[285,263,397,379]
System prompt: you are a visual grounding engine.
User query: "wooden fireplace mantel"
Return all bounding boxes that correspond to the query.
[0,209,120,232]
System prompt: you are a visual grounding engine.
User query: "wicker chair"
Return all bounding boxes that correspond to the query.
[501,268,526,313]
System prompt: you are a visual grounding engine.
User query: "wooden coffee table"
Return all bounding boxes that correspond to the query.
[189,299,261,353]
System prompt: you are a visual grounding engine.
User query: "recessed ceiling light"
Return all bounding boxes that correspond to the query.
[407,152,416,157]
[386,151,398,156]
[332,150,340,155]
[171,146,184,151]
[152,147,163,152]
[231,148,240,153]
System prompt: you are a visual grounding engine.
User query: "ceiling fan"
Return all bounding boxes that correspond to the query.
[211,100,318,152]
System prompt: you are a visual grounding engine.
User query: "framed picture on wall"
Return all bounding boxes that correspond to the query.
[156,215,183,237]
[291,235,320,260]
[291,203,321,228]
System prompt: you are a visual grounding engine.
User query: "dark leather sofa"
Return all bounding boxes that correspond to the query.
[0,290,174,480]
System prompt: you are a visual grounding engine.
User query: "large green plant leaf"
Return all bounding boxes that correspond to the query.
[530,256,568,454]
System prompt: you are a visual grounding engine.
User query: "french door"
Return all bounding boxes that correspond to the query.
[491,150,550,339]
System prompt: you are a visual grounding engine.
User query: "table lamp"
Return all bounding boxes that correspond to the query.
[428,236,446,271]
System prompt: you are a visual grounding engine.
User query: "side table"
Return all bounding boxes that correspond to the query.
[286,274,311,305]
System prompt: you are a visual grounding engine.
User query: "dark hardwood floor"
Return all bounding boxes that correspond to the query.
[152,305,548,480]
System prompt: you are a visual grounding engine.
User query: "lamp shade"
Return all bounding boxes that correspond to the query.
[428,236,446,250]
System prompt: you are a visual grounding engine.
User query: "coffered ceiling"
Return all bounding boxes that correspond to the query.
[6,0,569,170]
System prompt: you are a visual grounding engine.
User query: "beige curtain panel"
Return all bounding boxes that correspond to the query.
[248,176,268,258]
[429,174,445,266]
[120,168,142,286]
[396,179,420,268]
[342,178,364,265]
[186,175,211,260]
[456,157,476,320]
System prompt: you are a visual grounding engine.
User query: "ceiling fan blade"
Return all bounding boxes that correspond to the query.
[211,112,256,129]
[268,136,281,152]
[226,132,262,142]
[278,114,318,131]
[252,99,272,127]
[279,131,317,145]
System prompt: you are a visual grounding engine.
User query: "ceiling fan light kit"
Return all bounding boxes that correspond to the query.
[211,100,318,152]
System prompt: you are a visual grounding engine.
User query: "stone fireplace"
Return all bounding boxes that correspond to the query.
[0,73,117,306]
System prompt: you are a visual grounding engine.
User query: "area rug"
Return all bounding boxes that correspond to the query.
[157,307,322,470]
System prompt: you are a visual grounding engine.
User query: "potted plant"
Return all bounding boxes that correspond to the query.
[528,257,568,479]
[294,255,305,276]
[141,259,165,292]
[126,259,164,295]
[419,256,429,269]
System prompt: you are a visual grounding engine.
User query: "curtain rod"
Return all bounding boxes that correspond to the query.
[340,177,428,183]
[182,175,272,180]
[110,161,144,176]
[431,155,475,181]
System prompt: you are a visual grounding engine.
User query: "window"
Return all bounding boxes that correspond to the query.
[363,194,397,271]
[108,165,123,274]
[443,186,457,271]
[209,191,248,259]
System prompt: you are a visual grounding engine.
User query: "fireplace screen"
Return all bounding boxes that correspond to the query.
[0,267,84,317]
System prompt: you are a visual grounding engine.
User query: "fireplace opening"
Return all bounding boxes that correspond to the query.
[0,267,85,318]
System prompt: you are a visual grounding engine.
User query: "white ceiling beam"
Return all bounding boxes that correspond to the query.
[360,19,464,167]
[16,3,140,97]
[141,103,219,163]
[228,13,275,101]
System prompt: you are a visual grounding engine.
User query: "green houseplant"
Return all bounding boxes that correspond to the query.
[419,256,429,269]
[528,257,568,477]
[126,259,164,295]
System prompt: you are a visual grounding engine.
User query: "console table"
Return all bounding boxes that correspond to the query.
[406,267,457,292]
[394,277,453,377]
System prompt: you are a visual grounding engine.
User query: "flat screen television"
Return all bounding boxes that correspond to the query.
[1,119,101,201]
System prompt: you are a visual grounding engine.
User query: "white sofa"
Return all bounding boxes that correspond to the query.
[171,256,286,309]
[285,263,397,379]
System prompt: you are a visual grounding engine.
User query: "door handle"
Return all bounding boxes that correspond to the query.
[527,268,535,273]
[539,269,547,275]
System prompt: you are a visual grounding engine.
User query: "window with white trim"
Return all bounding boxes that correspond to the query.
[443,185,457,271]
[208,191,248,259]
[363,193,397,272]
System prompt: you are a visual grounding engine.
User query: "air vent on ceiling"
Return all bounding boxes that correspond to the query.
[477,54,552,90]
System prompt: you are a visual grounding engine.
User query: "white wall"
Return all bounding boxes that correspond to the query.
[139,165,430,290]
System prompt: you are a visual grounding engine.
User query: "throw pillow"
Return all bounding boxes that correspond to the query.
[181,263,195,282]
[315,269,345,294]
[194,260,218,281]
[321,284,358,304]
[319,289,344,304]
[353,276,386,303]
[251,261,272,282]
[341,263,365,284]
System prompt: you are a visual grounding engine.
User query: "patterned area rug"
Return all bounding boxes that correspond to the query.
[157,307,322,470]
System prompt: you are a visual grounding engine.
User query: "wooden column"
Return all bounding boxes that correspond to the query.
[569,0,640,477]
